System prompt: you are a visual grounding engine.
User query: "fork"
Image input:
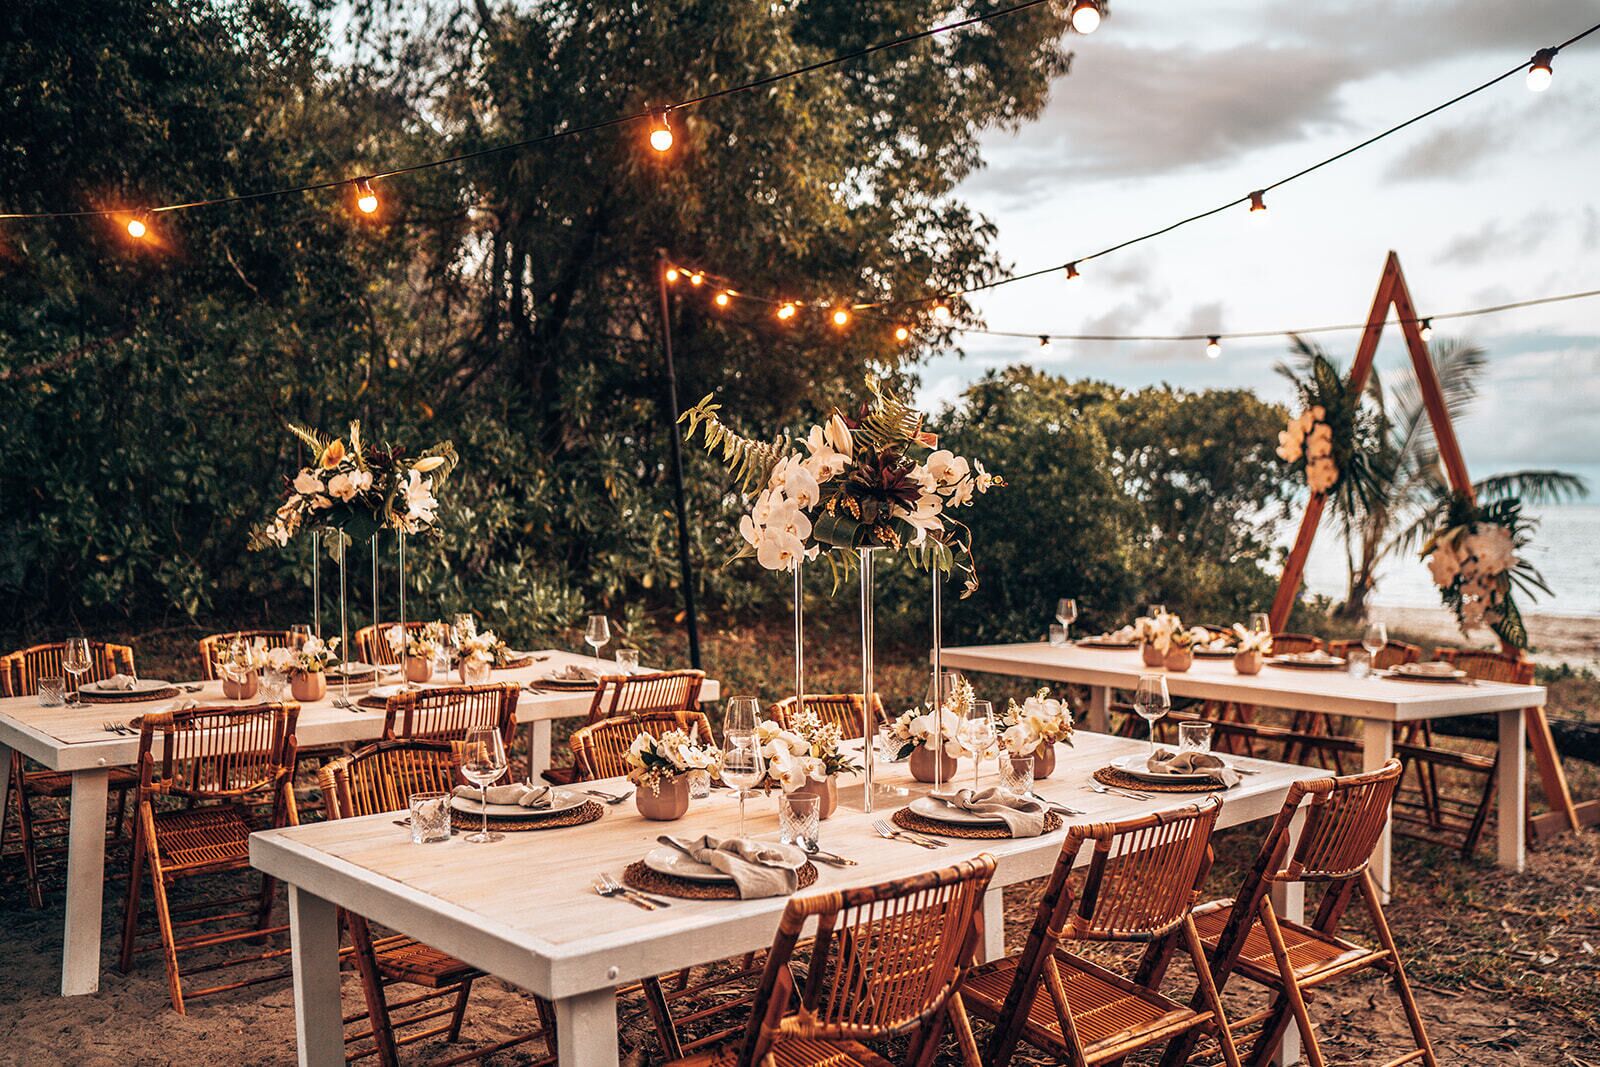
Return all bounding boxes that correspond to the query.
[583,787,633,805]
[871,817,943,849]
[331,694,356,710]
[599,872,671,908]
[1084,781,1152,801]
[593,874,657,910]
[103,721,128,735]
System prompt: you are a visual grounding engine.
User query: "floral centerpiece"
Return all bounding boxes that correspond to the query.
[999,688,1073,778]
[265,635,339,700]
[1231,625,1273,674]
[625,729,723,820]
[1422,493,1548,649]
[214,638,269,700]
[457,629,501,683]
[886,679,966,785]
[389,621,447,682]
[1274,353,1390,509]
[754,711,861,818]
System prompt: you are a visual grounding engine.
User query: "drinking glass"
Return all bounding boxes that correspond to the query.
[1055,597,1078,638]
[721,735,765,838]
[290,623,312,648]
[1133,675,1170,757]
[62,638,92,707]
[408,792,451,843]
[1000,754,1034,799]
[877,722,902,764]
[1347,649,1373,679]
[1362,621,1388,665]
[262,668,289,701]
[38,677,66,707]
[1048,624,1067,646]
[724,695,761,737]
[584,615,610,658]
[960,699,997,790]
[615,648,641,671]
[1249,612,1272,635]
[460,726,508,843]
[1147,604,1167,619]
[1178,721,1213,755]
[778,793,820,849]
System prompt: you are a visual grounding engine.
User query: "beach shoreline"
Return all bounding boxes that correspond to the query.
[1370,604,1600,672]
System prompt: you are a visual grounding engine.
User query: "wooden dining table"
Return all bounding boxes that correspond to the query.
[251,731,1325,1067]
[0,648,717,997]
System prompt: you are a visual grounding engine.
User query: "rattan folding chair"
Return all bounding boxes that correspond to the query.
[353,622,429,668]
[569,709,716,781]
[321,740,557,1066]
[382,683,519,749]
[665,854,997,1067]
[196,629,298,680]
[1161,758,1436,1067]
[770,693,888,741]
[964,796,1241,1067]
[0,640,140,908]
[117,701,301,1013]
[540,669,705,785]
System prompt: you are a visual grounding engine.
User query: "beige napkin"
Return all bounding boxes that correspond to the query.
[930,787,1049,838]
[1147,748,1240,788]
[544,664,600,683]
[665,835,800,898]
[452,783,552,808]
[102,674,138,691]
[1398,661,1457,677]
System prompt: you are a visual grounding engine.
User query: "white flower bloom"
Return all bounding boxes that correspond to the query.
[1306,433,1333,459]
[926,449,971,487]
[892,493,944,546]
[1276,431,1303,463]
[1461,524,1516,575]
[293,470,323,495]
[802,426,850,480]
[750,488,781,526]
[824,413,853,455]
[780,461,820,509]
[757,530,806,571]
[404,469,438,526]
[974,459,996,492]
[739,513,763,548]
[327,472,357,502]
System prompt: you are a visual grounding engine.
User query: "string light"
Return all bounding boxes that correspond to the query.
[1419,318,1433,341]
[355,178,379,214]
[831,308,851,327]
[894,325,910,342]
[714,290,732,307]
[665,267,680,283]
[1037,335,1053,355]
[649,109,675,152]
[688,271,704,286]
[125,211,149,240]
[932,303,951,323]
[1070,0,1102,34]
[1206,336,1221,358]
[1248,190,1267,218]
[777,303,797,321]
[1527,48,1556,91]
[1064,262,1080,281]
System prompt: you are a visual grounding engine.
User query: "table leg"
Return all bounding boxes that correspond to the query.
[1269,808,1307,1067]
[61,767,109,996]
[980,889,1006,963]
[1361,719,1394,903]
[555,988,620,1067]
[1088,685,1110,733]
[289,885,345,1067]
[0,744,12,839]
[1497,708,1526,871]
[527,719,553,783]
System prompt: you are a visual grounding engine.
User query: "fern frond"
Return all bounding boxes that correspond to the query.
[853,379,924,451]
[285,422,330,455]
[678,394,792,493]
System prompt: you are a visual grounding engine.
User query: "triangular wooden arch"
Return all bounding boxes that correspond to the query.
[1268,251,1594,841]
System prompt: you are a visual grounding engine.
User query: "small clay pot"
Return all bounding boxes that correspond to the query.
[1234,649,1264,675]
[1027,742,1058,779]
[291,670,327,702]
[635,774,691,821]
[909,745,960,784]
[403,656,433,684]
[1141,643,1166,667]
[222,670,259,701]
[459,658,491,685]
[790,775,838,820]
[1164,648,1194,672]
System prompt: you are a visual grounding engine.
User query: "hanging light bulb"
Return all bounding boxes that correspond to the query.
[688,271,704,287]
[1527,48,1556,92]
[1419,318,1433,341]
[894,325,910,342]
[1206,336,1221,359]
[355,178,379,214]
[831,308,851,327]
[1248,190,1267,218]
[665,267,680,283]
[1070,0,1101,34]
[932,303,951,323]
[1038,335,1054,355]
[714,290,732,308]
[1064,261,1080,281]
[649,109,675,152]
[776,303,797,321]
[125,211,149,240]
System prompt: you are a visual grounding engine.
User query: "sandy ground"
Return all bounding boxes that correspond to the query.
[1369,605,1600,672]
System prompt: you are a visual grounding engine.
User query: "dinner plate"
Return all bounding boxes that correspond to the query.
[81,678,172,696]
[449,789,587,818]
[1078,639,1137,650]
[1192,647,1237,659]
[643,843,806,883]
[908,795,1008,826]
[1268,655,1345,670]
[1110,753,1229,784]
[1385,667,1469,683]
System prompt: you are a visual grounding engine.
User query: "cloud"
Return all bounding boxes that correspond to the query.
[1257,0,1582,67]
[1382,117,1512,182]
[1435,209,1558,265]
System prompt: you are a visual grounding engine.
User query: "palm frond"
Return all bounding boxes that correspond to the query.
[285,422,330,455]
[677,394,791,493]
[1475,469,1590,506]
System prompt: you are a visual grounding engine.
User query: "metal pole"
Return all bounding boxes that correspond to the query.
[370,533,380,657]
[311,535,321,639]
[860,547,876,812]
[793,560,805,718]
[932,569,943,792]
[338,535,350,704]
[656,249,702,668]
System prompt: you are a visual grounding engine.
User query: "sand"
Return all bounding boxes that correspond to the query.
[1370,604,1600,671]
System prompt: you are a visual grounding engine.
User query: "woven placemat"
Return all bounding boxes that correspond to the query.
[493,655,535,671]
[528,677,598,691]
[891,806,1063,840]
[81,687,180,704]
[623,859,819,900]
[456,800,605,833]
[1093,766,1228,793]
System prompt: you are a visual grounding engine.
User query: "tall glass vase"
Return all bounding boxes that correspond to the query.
[397,530,412,688]
[931,569,945,792]
[859,547,879,812]
[792,560,805,718]
[370,533,381,659]
[311,536,321,639]
[337,532,351,704]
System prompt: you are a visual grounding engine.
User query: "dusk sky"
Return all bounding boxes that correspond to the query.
[922,0,1600,489]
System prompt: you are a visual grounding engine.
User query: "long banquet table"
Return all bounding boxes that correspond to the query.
[0,648,717,997]
[938,641,1544,891]
[252,732,1324,1067]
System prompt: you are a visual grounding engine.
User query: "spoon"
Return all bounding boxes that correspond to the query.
[797,840,858,867]
[1084,781,1152,801]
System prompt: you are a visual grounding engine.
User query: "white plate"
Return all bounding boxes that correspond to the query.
[81,678,171,695]
[1110,753,1229,784]
[642,843,806,883]
[1386,667,1469,682]
[449,789,587,818]
[1268,655,1345,670]
[908,795,1008,826]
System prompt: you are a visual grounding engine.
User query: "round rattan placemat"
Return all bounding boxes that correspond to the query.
[493,655,535,671]
[81,687,180,704]
[457,800,605,832]
[622,859,818,900]
[890,806,1063,840]
[1092,766,1228,794]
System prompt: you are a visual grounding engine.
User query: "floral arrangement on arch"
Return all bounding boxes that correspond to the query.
[249,420,457,549]
[388,621,448,661]
[1274,354,1389,506]
[679,378,1004,596]
[999,688,1074,757]
[624,730,723,795]
[754,711,862,791]
[1421,493,1548,649]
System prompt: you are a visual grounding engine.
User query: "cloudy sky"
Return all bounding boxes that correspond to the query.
[924,0,1600,489]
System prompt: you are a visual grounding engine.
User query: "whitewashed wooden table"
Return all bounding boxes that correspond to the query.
[0,648,717,997]
[938,641,1544,891]
[251,732,1323,1067]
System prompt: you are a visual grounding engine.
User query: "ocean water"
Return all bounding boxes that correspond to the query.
[1300,504,1600,617]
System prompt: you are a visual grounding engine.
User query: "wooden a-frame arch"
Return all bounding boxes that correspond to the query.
[1269,251,1595,841]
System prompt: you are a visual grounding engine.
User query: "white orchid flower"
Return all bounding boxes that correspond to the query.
[293,470,323,496]
[824,413,853,455]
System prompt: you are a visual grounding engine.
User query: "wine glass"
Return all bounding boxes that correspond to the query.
[452,613,476,641]
[584,615,610,660]
[289,623,312,648]
[1055,598,1078,640]
[1249,612,1272,635]
[460,726,508,843]
[1362,621,1388,666]
[1134,674,1171,758]
[1148,603,1167,619]
[959,699,997,791]
[722,734,765,838]
[62,638,92,707]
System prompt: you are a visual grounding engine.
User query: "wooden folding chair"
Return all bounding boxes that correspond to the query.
[0,639,140,908]
[770,692,887,741]
[569,709,715,781]
[965,797,1239,1067]
[1162,758,1436,1067]
[353,622,428,668]
[117,702,301,1013]
[382,683,519,750]
[665,855,997,1067]
[321,740,557,1066]
[196,629,298,680]
[540,669,706,785]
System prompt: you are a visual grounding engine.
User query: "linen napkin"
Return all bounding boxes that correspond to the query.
[367,683,406,700]
[1396,661,1457,677]
[452,782,552,808]
[102,674,138,691]
[1146,748,1240,788]
[543,664,601,683]
[662,835,800,898]
[929,787,1049,838]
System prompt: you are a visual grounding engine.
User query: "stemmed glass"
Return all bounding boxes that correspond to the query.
[1362,621,1388,667]
[584,615,610,660]
[959,699,997,791]
[1249,612,1272,636]
[62,638,92,707]
[1055,598,1078,640]
[1148,603,1167,619]
[290,623,312,648]
[721,696,764,838]
[1134,674,1171,757]
[460,726,508,843]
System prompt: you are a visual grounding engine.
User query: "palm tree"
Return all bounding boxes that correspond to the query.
[1279,335,1588,621]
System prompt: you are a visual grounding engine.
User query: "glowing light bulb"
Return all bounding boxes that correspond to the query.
[665,267,680,283]
[1419,318,1433,342]
[714,290,731,308]
[777,303,797,321]
[1064,261,1080,280]
[894,325,910,342]
[355,179,378,214]
[1527,49,1555,92]
[932,303,951,323]
[1206,336,1221,359]
[1038,335,1053,355]
[831,308,850,327]
[126,213,148,239]
[1248,190,1267,218]
[649,110,674,152]
[1070,0,1101,34]
[688,272,704,286]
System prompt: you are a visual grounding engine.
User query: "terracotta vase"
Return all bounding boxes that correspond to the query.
[1234,649,1264,675]
[291,670,327,702]
[403,656,433,684]
[635,774,691,821]
[909,745,960,784]
[1164,648,1194,672]
[1141,643,1166,667]
[459,658,491,685]
[790,775,838,820]
[1025,743,1057,779]
[222,670,259,701]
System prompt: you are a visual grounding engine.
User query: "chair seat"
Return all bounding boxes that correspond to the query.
[23,767,140,797]
[963,951,1201,1058]
[151,805,258,873]
[370,934,481,988]
[1194,904,1382,986]
[668,1036,895,1067]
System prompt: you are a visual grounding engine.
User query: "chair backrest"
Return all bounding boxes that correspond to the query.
[1270,633,1323,656]
[383,683,519,747]
[1328,639,1422,671]
[320,739,460,820]
[770,693,887,741]
[1,640,136,697]
[730,855,997,1065]
[352,622,427,667]
[570,709,716,780]
[1435,648,1534,685]
[1280,759,1404,881]
[582,669,705,724]
[136,702,300,805]
[196,630,297,681]
[1060,797,1222,941]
